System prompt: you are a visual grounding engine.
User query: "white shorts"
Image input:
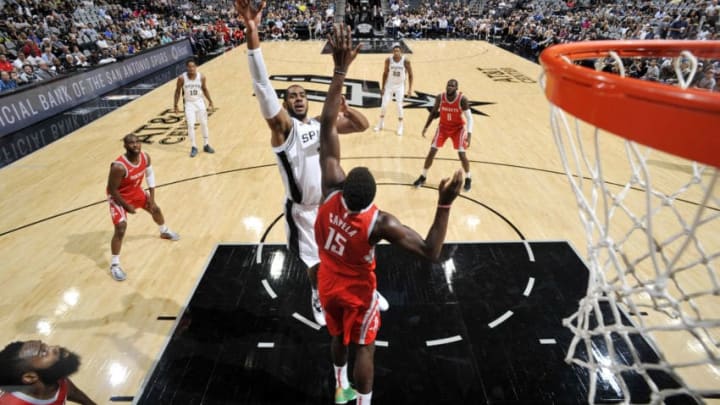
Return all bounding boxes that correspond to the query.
[284,200,320,268]
[184,99,207,126]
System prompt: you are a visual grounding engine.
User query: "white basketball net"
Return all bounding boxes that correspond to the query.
[546,50,720,404]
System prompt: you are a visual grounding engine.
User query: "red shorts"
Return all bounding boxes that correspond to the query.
[432,125,468,151]
[108,188,148,225]
[318,266,381,346]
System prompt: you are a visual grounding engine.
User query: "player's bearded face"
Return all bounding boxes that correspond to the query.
[288,103,307,120]
[285,86,307,120]
[35,348,81,384]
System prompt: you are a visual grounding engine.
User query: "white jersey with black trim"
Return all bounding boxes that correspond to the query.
[183,72,203,102]
[385,55,406,87]
[272,117,322,206]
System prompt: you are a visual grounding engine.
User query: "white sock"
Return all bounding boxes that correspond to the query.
[159,224,168,234]
[357,391,372,404]
[111,255,120,266]
[312,288,319,300]
[334,364,349,389]
[465,171,471,178]
[421,169,428,177]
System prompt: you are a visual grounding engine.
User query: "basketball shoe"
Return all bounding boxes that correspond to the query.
[464,177,472,191]
[413,175,426,188]
[110,264,126,281]
[335,386,357,404]
[190,147,198,158]
[161,230,180,241]
[203,144,215,153]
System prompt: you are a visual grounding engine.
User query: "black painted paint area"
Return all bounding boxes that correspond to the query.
[135,243,697,404]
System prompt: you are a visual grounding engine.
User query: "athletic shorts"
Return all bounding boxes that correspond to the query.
[432,125,468,151]
[108,188,148,225]
[284,200,320,268]
[318,267,381,346]
[184,99,207,127]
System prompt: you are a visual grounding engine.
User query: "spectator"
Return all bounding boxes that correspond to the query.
[0,53,13,72]
[642,59,660,81]
[0,70,18,92]
[694,67,717,91]
[35,60,57,80]
[19,63,41,85]
[12,52,29,71]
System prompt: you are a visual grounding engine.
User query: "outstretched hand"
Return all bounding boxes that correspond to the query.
[437,169,463,205]
[235,0,264,25]
[326,23,361,73]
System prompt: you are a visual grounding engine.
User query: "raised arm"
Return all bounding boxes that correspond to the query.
[421,95,441,138]
[236,0,293,146]
[371,170,463,260]
[320,23,360,198]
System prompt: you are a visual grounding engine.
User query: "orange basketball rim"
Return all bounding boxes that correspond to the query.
[540,40,720,168]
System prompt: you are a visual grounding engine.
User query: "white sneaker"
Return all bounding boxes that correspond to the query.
[397,124,403,136]
[110,264,126,281]
[311,293,326,326]
[160,230,180,241]
[376,290,389,311]
[373,121,383,132]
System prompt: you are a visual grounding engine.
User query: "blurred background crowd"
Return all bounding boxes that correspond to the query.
[0,0,717,94]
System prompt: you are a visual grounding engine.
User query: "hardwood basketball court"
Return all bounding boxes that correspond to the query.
[0,40,717,403]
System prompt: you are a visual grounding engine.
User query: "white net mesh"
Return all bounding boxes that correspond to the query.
[546,50,720,404]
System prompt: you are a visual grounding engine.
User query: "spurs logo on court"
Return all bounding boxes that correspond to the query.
[268,75,495,116]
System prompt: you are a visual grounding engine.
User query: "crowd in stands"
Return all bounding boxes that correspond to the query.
[0,0,249,93]
[0,0,717,95]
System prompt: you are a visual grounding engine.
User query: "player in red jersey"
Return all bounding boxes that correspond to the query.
[413,79,474,192]
[316,24,463,405]
[106,134,179,281]
[0,340,95,405]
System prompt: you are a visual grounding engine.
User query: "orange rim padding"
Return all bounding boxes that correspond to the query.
[540,40,720,168]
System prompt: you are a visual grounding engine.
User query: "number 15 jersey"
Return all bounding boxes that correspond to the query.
[315,190,379,279]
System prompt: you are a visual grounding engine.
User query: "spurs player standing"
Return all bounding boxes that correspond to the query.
[174,60,215,157]
[374,44,413,136]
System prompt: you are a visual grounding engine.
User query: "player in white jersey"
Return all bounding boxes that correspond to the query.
[174,60,215,158]
[374,43,413,136]
[237,0,389,327]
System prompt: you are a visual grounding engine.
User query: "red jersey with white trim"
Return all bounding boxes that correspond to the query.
[315,191,379,279]
[0,378,68,404]
[108,152,148,197]
[439,92,464,129]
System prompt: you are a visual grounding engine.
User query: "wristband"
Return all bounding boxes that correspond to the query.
[437,204,451,209]
[334,69,346,76]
